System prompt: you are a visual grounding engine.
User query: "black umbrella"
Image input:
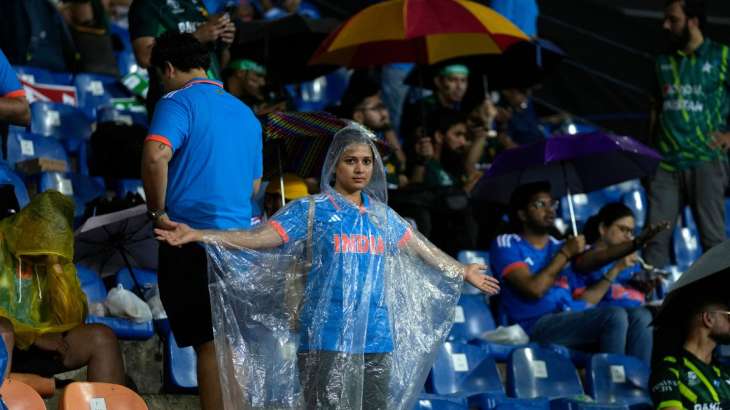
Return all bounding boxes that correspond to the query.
[231,14,340,84]
[404,38,566,92]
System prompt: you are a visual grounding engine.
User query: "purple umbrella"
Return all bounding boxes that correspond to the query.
[472,132,662,235]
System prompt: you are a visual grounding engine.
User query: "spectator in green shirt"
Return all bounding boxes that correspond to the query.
[651,290,730,410]
[645,0,730,269]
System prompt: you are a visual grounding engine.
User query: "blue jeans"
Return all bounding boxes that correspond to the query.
[529,306,653,364]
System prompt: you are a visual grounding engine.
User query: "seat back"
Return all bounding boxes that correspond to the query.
[37,172,74,196]
[60,382,147,410]
[561,191,607,228]
[673,224,701,271]
[13,66,73,86]
[0,379,46,410]
[6,130,69,167]
[621,189,647,231]
[74,73,130,119]
[163,327,198,392]
[29,102,93,140]
[507,346,583,399]
[586,354,651,405]
[97,107,148,128]
[448,295,496,342]
[76,265,107,304]
[431,342,502,396]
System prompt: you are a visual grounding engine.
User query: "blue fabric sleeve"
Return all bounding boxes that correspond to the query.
[489,237,525,278]
[148,97,190,151]
[269,199,309,244]
[253,120,263,179]
[0,50,22,97]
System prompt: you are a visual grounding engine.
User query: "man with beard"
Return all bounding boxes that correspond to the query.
[645,0,730,269]
[489,182,656,359]
[650,292,730,410]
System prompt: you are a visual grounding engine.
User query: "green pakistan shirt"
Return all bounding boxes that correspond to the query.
[656,39,730,171]
[650,350,730,410]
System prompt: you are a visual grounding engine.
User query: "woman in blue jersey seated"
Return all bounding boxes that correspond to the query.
[574,203,655,364]
[155,123,500,410]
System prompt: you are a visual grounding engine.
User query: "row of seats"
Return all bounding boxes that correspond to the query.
[419,343,651,410]
[0,378,147,410]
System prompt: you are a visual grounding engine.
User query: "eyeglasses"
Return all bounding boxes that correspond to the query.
[613,224,636,237]
[529,199,559,211]
[709,311,730,318]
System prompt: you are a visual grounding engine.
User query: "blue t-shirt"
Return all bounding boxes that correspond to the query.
[269,192,411,354]
[572,263,644,308]
[489,234,584,333]
[147,78,262,230]
[0,50,24,98]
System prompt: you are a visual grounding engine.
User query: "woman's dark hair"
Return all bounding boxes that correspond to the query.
[150,31,211,73]
[427,109,467,137]
[583,202,634,244]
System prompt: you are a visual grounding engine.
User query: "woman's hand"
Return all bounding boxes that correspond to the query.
[154,222,202,246]
[464,263,500,295]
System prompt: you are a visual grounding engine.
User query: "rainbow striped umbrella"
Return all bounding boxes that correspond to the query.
[309,0,529,68]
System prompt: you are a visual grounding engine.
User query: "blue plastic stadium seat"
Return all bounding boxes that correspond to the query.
[585,354,652,409]
[116,268,157,291]
[74,73,131,119]
[97,106,148,128]
[162,323,198,392]
[456,250,489,295]
[561,191,608,228]
[287,68,351,111]
[69,174,105,218]
[0,164,30,209]
[413,394,468,410]
[76,265,155,340]
[448,295,494,343]
[115,179,145,200]
[621,189,647,231]
[672,224,701,271]
[430,342,550,409]
[12,66,73,86]
[6,130,69,167]
[29,102,93,140]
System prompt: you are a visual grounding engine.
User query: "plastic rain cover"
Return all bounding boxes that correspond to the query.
[205,124,468,409]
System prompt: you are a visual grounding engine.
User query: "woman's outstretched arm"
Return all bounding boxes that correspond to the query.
[403,232,500,295]
[155,220,284,250]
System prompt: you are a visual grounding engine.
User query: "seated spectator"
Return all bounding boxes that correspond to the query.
[651,290,730,409]
[489,181,653,361]
[0,192,125,384]
[495,88,546,148]
[573,203,655,364]
[223,59,287,117]
[264,173,309,217]
[400,64,470,150]
[339,69,407,190]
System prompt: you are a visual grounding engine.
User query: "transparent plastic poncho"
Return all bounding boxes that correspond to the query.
[206,124,467,409]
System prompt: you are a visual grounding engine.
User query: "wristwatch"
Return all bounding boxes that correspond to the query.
[147,209,167,221]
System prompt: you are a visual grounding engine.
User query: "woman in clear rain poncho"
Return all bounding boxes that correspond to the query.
[155,124,500,410]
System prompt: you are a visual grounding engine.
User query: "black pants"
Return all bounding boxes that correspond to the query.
[297,351,391,410]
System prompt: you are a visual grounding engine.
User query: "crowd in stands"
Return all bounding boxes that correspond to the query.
[0,0,729,408]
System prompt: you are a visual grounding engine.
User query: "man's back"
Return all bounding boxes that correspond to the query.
[147,78,262,230]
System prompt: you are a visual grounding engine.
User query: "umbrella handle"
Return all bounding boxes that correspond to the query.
[566,186,578,237]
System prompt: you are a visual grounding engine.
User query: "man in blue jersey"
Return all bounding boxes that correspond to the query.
[490,182,653,359]
[0,49,30,158]
[141,32,262,410]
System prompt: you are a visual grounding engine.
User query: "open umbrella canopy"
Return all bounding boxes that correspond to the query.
[404,38,566,91]
[232,14,340,84]
[472,132,662,204]
[309,0,528,68]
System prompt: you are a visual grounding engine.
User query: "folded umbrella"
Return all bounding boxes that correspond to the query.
[472,132,662,235]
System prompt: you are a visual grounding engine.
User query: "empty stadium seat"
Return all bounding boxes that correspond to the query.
[97,106,148,128]
[59,382,147,410]
[672,224,701,271]
[6,130,69,168]
[162,325,198,392]
[69,174,106,216]
[29,102,93,140]
[74,74,131,119]
[561,191,607,228]
[116,268,157,294]
[585,354,652,409]
[76,265,155,340]
[0,378,46,410]
[37,172,74,196]
[12,66,73,86]
[287,68,351,111]
[456,250,489,295]
[448,295,494,343]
